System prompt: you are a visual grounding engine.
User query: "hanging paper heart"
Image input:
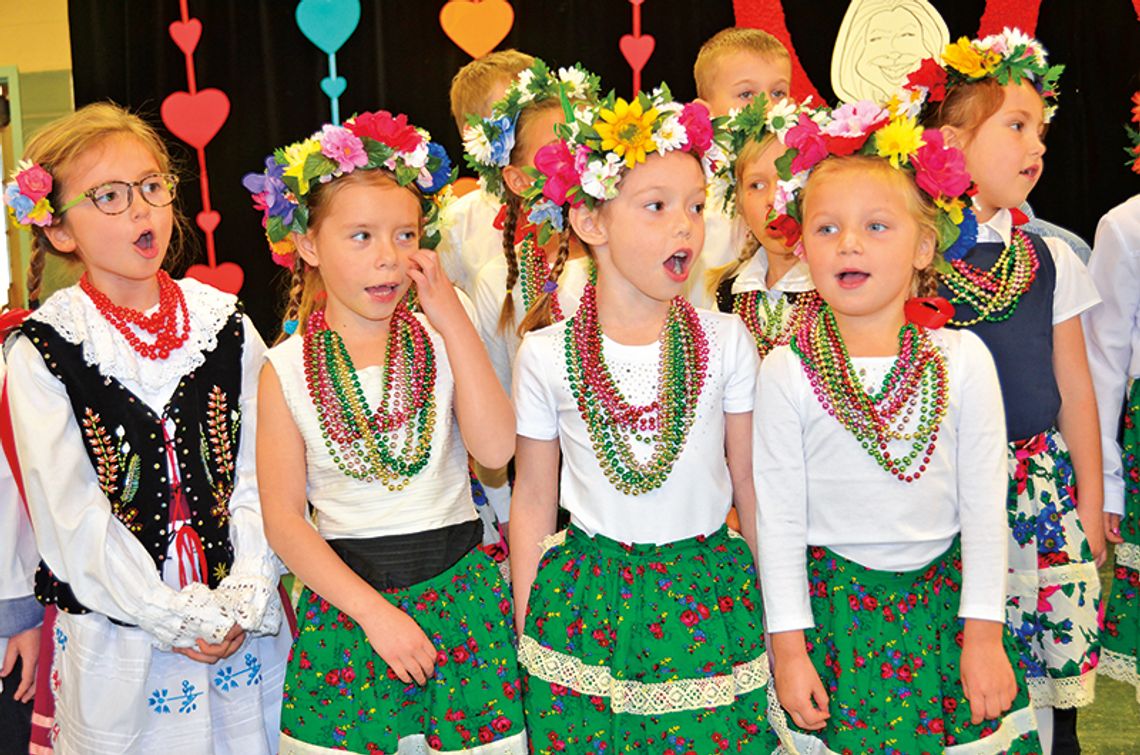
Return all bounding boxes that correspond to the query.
[295,0,361,55]
[451,176,479,198]
[186,261,244,295]
[196,210,221,234]
[168,19,202,55]
[161,89,230,149]
[440,0,514,59]
[320,75,347,99]
[977,0,1041,36]
[619,33,655,72]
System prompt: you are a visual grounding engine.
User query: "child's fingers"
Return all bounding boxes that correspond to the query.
[406,655,429,686]
[173,645,221,665]
[15,655,35,702]
[0,641,15,678]
[1106,513,1123,543]
[390,661,414,685]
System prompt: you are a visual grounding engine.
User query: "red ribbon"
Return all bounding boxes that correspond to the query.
[162,422,207,587]
[493,202,538,245]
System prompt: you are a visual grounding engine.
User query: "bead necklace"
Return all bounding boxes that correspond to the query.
[517,237,565,320]
[564,284,708,495]
[791,306,948,482]
[81,271,190,360]
[733,289,823,359]
[303,306,437,490]
[941,227,1039,326]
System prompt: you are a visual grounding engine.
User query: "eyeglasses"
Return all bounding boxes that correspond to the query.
[60,173,180,216]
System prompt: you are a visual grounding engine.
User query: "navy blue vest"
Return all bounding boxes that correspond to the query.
[940,231,1059,441]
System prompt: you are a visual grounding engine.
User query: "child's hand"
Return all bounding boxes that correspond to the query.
[1105,513,1123,545]
[771,633,830,731]
[406,249,466,336]
[960,620,1017,725]
[1,625,40,703]
[363,607,436,685]
[173,623,246,664]
[1082,511,1107,567]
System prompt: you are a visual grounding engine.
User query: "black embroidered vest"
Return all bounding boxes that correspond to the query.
[22,311,246,615]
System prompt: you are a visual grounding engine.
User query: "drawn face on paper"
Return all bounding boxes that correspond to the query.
[832,0,949,103]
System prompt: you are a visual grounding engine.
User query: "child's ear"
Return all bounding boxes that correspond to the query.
[502,164,530,198]
[293,230,320,267]
[939,125,965,151]
[915,229,936,270]
[42,223,78,254]
[569,204,607,247]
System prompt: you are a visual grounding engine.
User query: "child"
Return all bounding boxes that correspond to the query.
[923,30,1103,751]
[689,27,795,307]
[1085,185,1140,702]
[438,49,535,293]
[2,102,287,753]
[755,98,1042,753]
[509,85,778,752]
[248,110,526,753]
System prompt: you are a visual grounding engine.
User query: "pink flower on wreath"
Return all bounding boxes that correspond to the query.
[535,141,581,206]
[786,113,829,174]
[911,129,971,198]
[678,102,714,154]
[320,126,367,173]
[15,163,53,203]
[824,101,889,139]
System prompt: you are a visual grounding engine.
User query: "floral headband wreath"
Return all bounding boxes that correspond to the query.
[1126,91,1140,174]
[922,27,1064,124]
[462,59,601,203]
[3,161,57,229]
[244,109,455,268]
[522,84,729,243]
[769,88,977,269]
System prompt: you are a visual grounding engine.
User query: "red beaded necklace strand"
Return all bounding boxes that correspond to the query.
[80,271,190,360]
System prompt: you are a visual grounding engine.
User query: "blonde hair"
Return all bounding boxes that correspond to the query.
[694,28,790,100]
[449,49,536,134]
[801,155,940,297]
[279,170,422,342]
[19,102,186,306]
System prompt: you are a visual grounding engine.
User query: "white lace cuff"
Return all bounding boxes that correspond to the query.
[144,581,233,649]
[215,571,282,635]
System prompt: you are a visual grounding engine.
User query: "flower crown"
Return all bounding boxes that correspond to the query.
[1126,92,1140,174]
[244,110,455,268]
[4,160,56,229]
[462,60,601,202]
[522,84,729,243]
[930,27,1064,123]
[769,90,977,268]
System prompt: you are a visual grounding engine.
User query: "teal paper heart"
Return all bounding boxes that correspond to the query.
[320,75,347,99]
[295,0,360,55]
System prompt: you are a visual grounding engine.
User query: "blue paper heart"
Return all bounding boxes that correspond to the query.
[320,75,347,99]
[295,0,361,55]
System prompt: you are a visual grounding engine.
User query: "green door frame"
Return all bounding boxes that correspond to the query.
[0,66,28,307]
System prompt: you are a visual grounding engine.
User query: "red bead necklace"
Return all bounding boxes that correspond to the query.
[80,271,190,360]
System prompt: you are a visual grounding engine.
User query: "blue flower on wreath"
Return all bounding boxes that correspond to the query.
[487,115,517,168]
[943,207,977,261]
[4,184,34,223]
[423,142,453,195]
[242,156,294,226]
[527,198,564,231]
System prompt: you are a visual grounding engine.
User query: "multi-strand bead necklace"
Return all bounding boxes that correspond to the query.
[733,289,823,359]
[81,270,190,360]
[564,284,708,495]
[791,307,948,482]
[517,237,565,321]
[303,306,436,490]
[941,227,1039,326]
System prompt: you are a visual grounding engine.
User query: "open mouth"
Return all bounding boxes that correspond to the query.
[836,269,870,289]
[663,249,693,282]
[365,283,400,302]
[1020,165,1040,180]
[134,230,158,258]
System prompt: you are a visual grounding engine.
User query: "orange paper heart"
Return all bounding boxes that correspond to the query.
[440,0,514,59]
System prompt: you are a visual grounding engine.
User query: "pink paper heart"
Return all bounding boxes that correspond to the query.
[619,33,655,72]
[169,19,202,55]
[161,89,230,149]
[196,210,221,234]
[185,262,244,295]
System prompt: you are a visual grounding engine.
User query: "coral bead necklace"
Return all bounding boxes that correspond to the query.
[80,270,190,360]
[733,289,823,359]
[941,227,1039,326]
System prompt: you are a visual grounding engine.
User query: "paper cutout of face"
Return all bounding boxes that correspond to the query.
[831,0,949,103]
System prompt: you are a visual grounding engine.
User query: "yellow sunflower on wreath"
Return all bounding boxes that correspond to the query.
[595,97,659,167]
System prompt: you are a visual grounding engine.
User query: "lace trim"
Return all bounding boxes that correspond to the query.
[1099,649,1140,702]
[30,278,239,396]
[537,529,567,557]
[215,573,282,635]
[148,581,234,649]
[1007,560,1100,596]
[1026,669,1096,709]
[518,634,769,715]
[280,730,528,754]
[1116,542,1140,570]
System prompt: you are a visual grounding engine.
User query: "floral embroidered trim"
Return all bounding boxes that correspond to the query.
[518,635,769,716]
[1099,649,1140,702]
[1115,541,1140,570]
[81,408,142,533]
[200,384,239,526]
[1006,561,1100,596]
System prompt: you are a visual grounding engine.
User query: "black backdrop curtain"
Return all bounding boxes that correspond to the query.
[67,0,1139,339]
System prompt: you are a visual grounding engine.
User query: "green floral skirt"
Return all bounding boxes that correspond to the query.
[1101,378,1140,703]
[1006,428,1101,708]
[279,547,526,754]
[520,524,777,754]
[769,541,1042,754]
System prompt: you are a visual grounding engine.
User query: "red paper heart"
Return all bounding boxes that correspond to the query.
[186,262,244,295]
[196,210,221,234]
[619,34,655,72]
[168,19,202,55]
[161,89,230,149]
[439,0,514,59]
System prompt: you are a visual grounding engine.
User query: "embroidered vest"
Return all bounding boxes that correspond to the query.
[22,311,245,615]
[940,230,1059,441]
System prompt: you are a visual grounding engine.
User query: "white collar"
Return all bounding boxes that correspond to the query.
[976,207,1013,247]
[731,249,814,295]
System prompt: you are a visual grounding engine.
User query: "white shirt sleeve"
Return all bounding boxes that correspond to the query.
[1049,236,1100,324]
[954,332,1011,622]
[6,336,233,649]
[753,347,813,632]
[512,332,559,441]
[722,317,759,414]
[472,262,516,397]
[213,316,283,636]
[1083,209,1140,516]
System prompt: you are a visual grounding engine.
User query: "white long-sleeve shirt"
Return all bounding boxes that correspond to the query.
[754,327,1009,632]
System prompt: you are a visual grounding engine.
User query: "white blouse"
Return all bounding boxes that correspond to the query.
[730,250,814,297]
[6,278,281,649]
[436,187,504,294]
[513,309,758,545]
[754,327,1009,632]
